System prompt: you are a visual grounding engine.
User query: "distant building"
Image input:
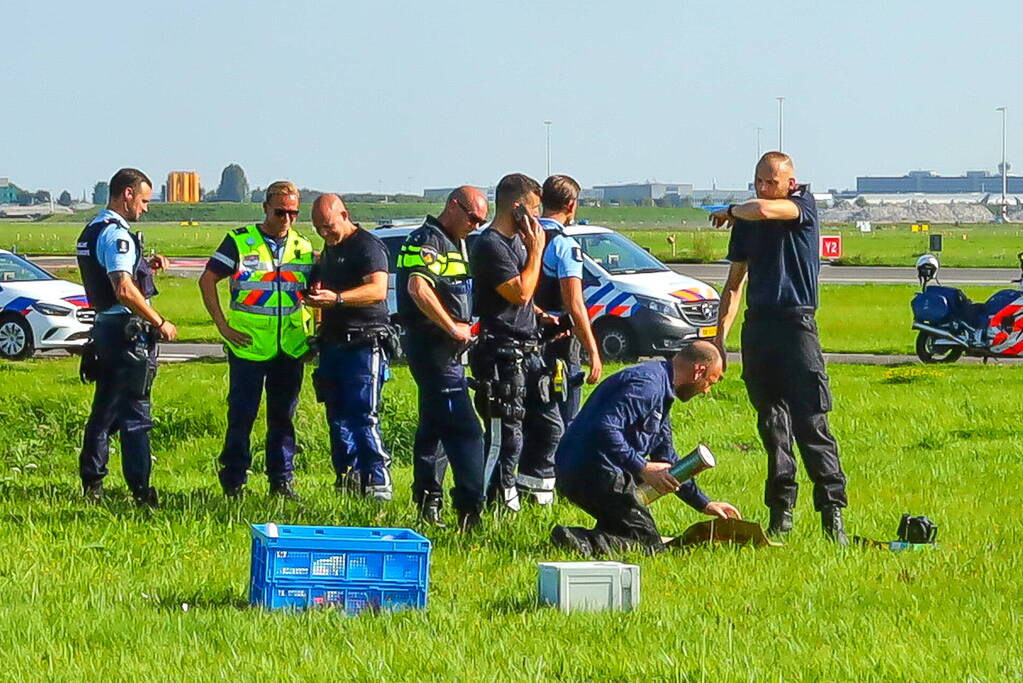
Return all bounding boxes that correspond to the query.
[593,183,693,205]
[0,178,17,204]
[691,188,754,205]
[166,171,201,203]
[857,170,1023,194]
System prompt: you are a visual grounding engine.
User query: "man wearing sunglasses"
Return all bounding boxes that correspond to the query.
[198,180,315,498]
[397,186,488,530]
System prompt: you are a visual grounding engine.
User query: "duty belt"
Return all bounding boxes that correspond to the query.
[479,333,540,355]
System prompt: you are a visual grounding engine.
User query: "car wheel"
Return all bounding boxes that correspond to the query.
[596,320,635,362]
[915,331,962,364]
[0,315,34,360]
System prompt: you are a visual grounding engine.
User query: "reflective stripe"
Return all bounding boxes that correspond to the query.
[515,473,556,493]
[211,251,235,268]
[229,280,305,292]
[483,416,502,493]
[230,301,302,316]
[279,263,314,273]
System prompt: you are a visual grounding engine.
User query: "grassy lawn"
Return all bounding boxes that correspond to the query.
[0,357,1019,679]
[51,267,1008,355]
[7,218,1023,268]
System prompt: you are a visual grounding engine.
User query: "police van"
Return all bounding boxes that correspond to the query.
[374,223,719,360]
[0,249,94,360]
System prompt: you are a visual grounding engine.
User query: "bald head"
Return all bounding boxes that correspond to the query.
[311,193,355,245]
[672,341,724,401]
[754,151,797,200]
[437,185,489,238]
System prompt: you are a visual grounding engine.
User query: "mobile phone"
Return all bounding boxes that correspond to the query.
[512,204,529,230]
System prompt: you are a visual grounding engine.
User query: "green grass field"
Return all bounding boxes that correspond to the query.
[9,216,1023,267]
[46,267,1004,355]
[0,357,1020,679]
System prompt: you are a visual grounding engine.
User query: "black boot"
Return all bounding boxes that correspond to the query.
[269,481,300,500]
[83,480,104,504]
[551,525,593,558]
[457,509,482,533]
[132,486,159,509]
[767,507,793,537]
[418,495,446,528]
[821,506,849,546]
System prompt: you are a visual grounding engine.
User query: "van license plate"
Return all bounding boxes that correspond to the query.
[699,326,717,338]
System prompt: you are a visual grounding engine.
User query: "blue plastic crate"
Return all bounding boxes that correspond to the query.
[251,581,426,613]
[249,524,431,612]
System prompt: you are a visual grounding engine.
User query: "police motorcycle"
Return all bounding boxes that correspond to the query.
[911,252,1023,363]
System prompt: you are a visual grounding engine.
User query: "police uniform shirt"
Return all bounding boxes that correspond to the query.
[470,227,537,340]
[554,359,710,511]
[396,216,472,332]
[315,228,390,337]
[205,227,288,278]
[91,209,139,315]
[726,185,819,312]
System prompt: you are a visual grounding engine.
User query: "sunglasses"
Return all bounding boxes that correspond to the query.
[273,208,300,219]
[456,200,487,226]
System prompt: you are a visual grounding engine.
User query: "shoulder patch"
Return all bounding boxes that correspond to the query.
[572,246,583,262]
[116,239,130,254]
[420,245,438,265]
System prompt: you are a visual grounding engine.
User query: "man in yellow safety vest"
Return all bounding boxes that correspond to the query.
[198,180,314,498]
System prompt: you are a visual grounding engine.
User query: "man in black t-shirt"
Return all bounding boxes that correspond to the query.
[470,173,565,511]
[711,152,849,545]
[305,194,394,501]
[397,186,489,530]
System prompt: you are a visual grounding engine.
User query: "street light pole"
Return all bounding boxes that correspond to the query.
[544,120,552,177]
[776,97,785,151]
[756,127,763,159]
[997,106,1008,222]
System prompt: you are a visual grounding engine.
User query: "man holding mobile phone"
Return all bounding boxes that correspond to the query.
[469,173,564,511]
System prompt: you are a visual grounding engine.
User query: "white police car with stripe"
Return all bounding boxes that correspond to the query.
[375,223,718,360]
[0,249,94,360]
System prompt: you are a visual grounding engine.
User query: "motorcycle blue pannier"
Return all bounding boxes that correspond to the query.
[912,289,954,323]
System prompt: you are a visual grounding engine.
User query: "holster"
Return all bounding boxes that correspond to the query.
[79,341,100,384]
[471,339,527,421]
[121,317,158,399]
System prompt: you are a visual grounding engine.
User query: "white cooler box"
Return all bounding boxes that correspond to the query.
[537,561,640,613]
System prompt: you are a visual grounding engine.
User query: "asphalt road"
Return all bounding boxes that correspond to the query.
[32,255,1020,286]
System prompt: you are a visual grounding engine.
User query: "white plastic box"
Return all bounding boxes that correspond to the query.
[537,561,640,613]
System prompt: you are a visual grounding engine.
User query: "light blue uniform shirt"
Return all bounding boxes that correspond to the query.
[91,208,137,315]
[539,217,584,281]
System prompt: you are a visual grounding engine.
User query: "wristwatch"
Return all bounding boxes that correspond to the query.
[335,291,345,305]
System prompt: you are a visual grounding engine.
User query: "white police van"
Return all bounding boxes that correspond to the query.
[0,249,94,360]
[373,223,719,360]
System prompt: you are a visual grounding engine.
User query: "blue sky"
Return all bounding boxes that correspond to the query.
[3,0,1021,196]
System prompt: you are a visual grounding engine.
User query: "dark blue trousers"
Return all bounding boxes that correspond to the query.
[79,314,157,493]
[218,351,303,489]
[314,342,391,483]
[405,329,485,514]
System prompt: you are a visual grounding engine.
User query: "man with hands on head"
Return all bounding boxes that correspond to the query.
[709,152,849,545]
[551,341,740,557]
[397,186,489,529]
[198,180,314,499]
[469,173,564,510]
[305,193,395,501]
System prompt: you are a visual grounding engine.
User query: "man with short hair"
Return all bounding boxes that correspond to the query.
[537,174,603,425]
[198,180,314,498]
[469,173,564,510]
[397,186,489,529]
[552,341,741,556]
[305,193,394,501]
[77,167,177,507]
[711,152,849,544]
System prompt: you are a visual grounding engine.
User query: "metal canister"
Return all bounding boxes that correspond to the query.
[636,444,716,505]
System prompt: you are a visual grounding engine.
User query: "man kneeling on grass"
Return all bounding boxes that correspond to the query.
[551,341,742,557]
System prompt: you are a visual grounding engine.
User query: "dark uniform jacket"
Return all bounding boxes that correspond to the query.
[396,216,472,333]
[554,359,710,511]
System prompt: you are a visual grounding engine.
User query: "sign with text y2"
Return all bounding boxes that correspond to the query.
[819,235,842,259]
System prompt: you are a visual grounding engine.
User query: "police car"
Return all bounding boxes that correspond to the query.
[374,223,719,360]
[0,249,94,360]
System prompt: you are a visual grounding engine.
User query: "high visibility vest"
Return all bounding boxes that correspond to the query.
[225,225,314,361]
